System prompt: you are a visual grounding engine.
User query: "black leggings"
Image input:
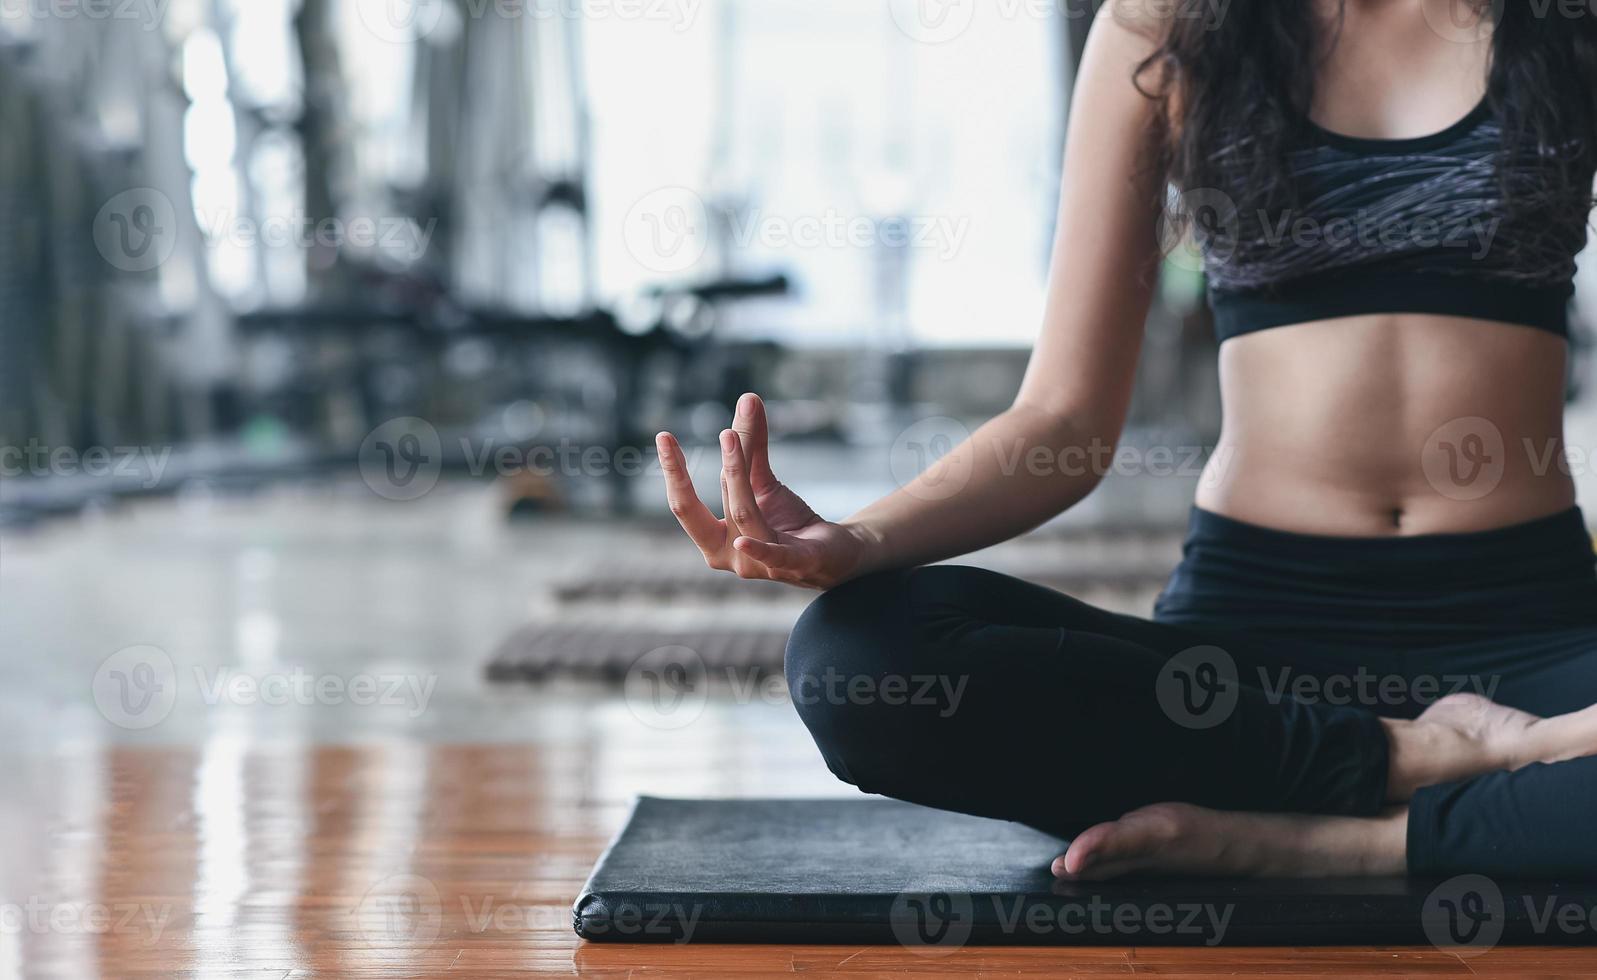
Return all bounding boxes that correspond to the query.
[784,507,1597,877]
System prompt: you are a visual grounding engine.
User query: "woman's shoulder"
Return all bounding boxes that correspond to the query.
[1084,0,1171,72]
[1097,0,1173,44]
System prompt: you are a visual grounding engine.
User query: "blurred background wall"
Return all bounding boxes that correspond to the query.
[1,0,1595,524]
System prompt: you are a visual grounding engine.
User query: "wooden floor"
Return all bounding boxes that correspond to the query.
[3,741,1593,979]
[5,488,1597,977]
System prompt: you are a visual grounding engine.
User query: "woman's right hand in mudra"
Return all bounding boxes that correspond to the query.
[656,393,873,590]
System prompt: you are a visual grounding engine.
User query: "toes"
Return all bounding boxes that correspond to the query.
[1052,804,1197,880]
[1054,820,1121,878]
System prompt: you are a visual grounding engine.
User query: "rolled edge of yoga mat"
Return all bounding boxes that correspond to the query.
[573,797,1597,947]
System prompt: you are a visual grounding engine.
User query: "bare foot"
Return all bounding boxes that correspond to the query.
[1053,803,1408,881]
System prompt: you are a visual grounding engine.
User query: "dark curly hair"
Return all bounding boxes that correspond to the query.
[1133,1,1597,233]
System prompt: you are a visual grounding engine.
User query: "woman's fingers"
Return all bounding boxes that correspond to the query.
[656,432,727,558]
[732,535,808,572]
[720,429,776,540]
[732,393,778,493]
[657,427,790,580]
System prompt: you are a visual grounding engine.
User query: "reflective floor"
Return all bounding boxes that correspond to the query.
[3,483,1592,977]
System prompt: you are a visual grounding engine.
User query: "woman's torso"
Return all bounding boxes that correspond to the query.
[1194,315,1575,536]
[1194,0,1580,537]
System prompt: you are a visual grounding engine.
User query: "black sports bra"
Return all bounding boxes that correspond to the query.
[1198,99,1592,342]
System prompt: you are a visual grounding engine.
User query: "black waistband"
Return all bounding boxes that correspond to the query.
[1155,507,1597,641]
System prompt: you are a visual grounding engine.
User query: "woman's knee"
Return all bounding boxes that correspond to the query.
[787,569,910,678]
[783,567,965,788]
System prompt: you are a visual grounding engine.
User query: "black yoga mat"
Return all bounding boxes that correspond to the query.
[574,797,1597,948]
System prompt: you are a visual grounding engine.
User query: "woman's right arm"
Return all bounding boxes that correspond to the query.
[656,8,1169,589]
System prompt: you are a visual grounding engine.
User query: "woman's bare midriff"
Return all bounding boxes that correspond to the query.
[1194,314,1578,538]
